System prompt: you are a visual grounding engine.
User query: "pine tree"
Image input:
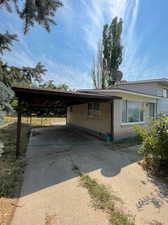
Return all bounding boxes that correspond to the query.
[0,0,63,111]
[0,0,63,33]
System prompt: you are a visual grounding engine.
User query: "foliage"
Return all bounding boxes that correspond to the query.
[0,31,46,111]
[39,80,70,91]
[91,41,104,89]
[0,0,63,112]
[80,173,135,225]
[0,81,14,111]
[0,0,63,34]
[0,32,17,55]
[134,116,168,175]
[91,17,123,89]
[0,61,46,87]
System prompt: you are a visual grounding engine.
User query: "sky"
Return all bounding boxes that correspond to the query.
[0,0,168,89]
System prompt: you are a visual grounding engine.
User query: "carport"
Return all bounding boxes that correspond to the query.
[12,86,121,157]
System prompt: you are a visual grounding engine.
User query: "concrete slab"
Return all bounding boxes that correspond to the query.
[11,126,168,225]
[11,126,109,225]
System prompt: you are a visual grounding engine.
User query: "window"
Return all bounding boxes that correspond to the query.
[163,89,168,98]
[149,103,156,118]
[122,100,144,123]
[88,103,100,118]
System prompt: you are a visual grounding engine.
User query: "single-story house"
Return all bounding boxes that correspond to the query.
[67,78,168,140]
[12,78,168,155]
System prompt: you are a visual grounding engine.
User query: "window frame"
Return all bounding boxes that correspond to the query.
[163,88,168,98]
[121,100,144,125]
[88,103,100,118]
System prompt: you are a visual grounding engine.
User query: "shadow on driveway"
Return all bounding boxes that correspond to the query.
[21,125,140,197]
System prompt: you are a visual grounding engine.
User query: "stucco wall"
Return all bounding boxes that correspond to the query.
[67,103,111,136]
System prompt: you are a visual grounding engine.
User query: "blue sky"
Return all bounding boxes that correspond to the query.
[0,0,168,89]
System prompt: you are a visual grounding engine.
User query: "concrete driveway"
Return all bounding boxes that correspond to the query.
[11,126,168,225]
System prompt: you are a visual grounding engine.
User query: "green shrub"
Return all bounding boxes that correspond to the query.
[134,116,168,175]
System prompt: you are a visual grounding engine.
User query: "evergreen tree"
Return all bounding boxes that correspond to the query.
[0,0,63,34]
[0,0,63,111]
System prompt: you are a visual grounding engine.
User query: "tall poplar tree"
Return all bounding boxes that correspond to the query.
[91,17,123,88]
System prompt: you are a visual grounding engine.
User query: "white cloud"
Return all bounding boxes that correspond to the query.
[80,0,129,52]
[1,0,145,88]
[41,57,92,89]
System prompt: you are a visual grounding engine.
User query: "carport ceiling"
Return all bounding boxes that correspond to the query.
[12,86,121,110]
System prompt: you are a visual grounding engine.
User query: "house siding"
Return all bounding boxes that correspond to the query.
[67,92,157,141]
[67,103,111,140]
[119,83,168,115]
[119,83,163,97]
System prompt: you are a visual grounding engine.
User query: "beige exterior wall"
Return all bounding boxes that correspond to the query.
[67,92,157,141]
[67,103,111,136]
[113,92,157,140]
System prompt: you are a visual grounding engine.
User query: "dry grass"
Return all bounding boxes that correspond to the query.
[0,122,29,225]
[4,116,66,127]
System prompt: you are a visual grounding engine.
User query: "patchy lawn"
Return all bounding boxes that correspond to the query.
[0,117,65,225]
[0,122,29,225]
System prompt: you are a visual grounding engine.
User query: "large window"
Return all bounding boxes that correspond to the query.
[122,100,144,123]
[88,103,100,118]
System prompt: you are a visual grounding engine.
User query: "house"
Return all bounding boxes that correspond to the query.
[67,78,168,141]
[12,78,168,154]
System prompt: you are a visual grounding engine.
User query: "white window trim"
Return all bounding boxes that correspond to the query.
[121,121,145,126]
[121,100,145,124]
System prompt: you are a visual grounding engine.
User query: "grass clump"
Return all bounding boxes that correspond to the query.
[0,158,25,197]
[80,173,135,225]
[109,210,135,225]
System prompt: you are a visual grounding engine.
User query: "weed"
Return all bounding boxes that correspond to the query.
[80,173,135,225]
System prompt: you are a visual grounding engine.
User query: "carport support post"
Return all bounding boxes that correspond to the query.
[16,99,22,158]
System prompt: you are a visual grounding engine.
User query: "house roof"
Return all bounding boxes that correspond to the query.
[12,86,121,112]
[78,87,160,99]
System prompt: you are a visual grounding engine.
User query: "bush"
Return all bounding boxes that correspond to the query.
[134,116,168,175]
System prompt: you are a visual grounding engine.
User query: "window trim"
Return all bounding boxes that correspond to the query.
[163,88,168,98]
[121,100,144,124]
[88,103,100,118]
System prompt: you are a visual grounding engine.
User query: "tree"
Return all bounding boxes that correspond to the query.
[0,0,63,111]
[91,17,123,89]
[0,61,46,86]
[39,80,70,91]
[0,32,18,54]
[0,0,63,34]
[91,41,104,89]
